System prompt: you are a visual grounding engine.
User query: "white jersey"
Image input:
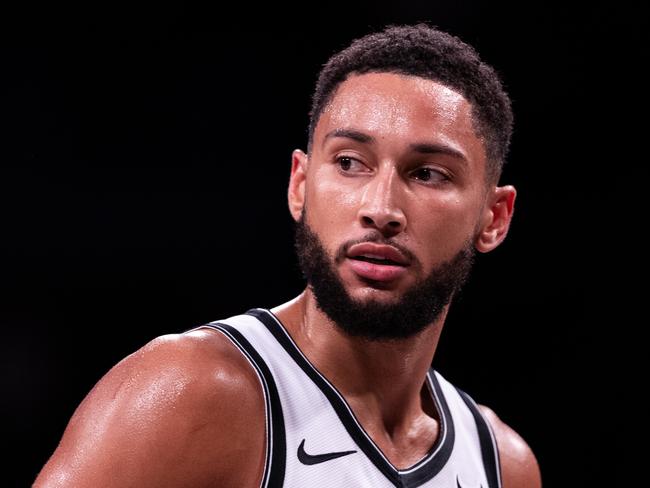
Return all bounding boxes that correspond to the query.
[194,308,502,488]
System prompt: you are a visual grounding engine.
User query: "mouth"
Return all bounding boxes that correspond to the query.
[346,257,408,282]
[345,243,410,282]
[349,255,405,266]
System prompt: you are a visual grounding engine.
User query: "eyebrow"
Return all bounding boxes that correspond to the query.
[409,142,467,162]
[323,128,467,162]
[324,128,374,144]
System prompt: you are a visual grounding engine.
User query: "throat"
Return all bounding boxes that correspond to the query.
[347,373,441,440]
[382,414,441,470]
[346,381,442,470]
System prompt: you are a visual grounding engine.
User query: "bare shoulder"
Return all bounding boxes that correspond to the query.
[479,405,542,488]
[34,328,266,488]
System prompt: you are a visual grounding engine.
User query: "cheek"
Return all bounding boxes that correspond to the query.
[305,169,359,222]
[413,195,480,258]
[303,171,360,251]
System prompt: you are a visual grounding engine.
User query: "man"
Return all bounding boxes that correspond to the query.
[35,24,541,487]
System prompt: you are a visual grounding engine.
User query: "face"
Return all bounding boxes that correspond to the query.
[289,72,515,336]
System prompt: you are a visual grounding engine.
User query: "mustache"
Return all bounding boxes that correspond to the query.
[334,233,418,267]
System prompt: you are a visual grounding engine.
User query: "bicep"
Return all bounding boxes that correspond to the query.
[35,346,193,486]
[34,333,267,488]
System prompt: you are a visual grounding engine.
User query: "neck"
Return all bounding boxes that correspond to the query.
[271,288,447,436]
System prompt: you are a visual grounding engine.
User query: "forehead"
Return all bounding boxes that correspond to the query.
[315,72,485,162]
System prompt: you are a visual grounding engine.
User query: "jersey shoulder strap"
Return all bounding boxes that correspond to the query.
[190,313,287,488]
[449,381,503,488]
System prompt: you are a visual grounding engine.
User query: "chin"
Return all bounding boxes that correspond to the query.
[345,282,405,302]
[340,266,408,294]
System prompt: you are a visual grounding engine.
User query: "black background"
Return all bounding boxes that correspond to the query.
[1,2,643,486]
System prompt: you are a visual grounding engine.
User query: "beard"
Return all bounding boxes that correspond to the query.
[294,213,476,341]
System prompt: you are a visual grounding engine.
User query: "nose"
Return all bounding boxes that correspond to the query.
[357,166,406,237]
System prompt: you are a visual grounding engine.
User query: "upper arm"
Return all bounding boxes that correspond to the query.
[34,329,267,488]
[479,405,542,488]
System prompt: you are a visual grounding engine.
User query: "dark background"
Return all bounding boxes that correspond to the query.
[1,2,642,486]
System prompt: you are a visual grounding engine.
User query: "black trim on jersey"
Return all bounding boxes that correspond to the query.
[456,389,502,488]
[247,308,455,488]
[400,371,455,487]
[201,322,286,488]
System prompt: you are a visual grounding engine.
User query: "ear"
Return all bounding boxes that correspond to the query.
[475,185,517,253]
[288,149,308,222]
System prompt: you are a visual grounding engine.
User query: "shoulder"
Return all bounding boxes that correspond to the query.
[35,328,266,487]
[478,405,542,488]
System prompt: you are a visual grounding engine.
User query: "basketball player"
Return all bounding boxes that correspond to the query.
[35,24,542,487]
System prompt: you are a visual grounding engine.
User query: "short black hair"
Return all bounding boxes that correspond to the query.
[308,24,513,183]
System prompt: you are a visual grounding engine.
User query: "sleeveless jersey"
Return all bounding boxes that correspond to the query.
[194,308,502,488]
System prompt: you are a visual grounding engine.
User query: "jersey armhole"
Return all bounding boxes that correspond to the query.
[191,323,286,488]
[455,387,503,488]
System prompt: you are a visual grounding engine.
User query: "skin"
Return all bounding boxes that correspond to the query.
[35,72,541,487]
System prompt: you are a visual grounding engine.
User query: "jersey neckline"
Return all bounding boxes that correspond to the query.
[246,308,455,487]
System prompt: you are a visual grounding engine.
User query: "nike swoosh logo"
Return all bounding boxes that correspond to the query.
[297,439,357,465]
[456,474,483,488]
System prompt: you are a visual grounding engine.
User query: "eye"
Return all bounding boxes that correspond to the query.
[336,156,366,173]
[410,167,449,183]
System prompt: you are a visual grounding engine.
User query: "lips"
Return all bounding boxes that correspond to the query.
[346,243,409,282]
[347,243,409,266]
